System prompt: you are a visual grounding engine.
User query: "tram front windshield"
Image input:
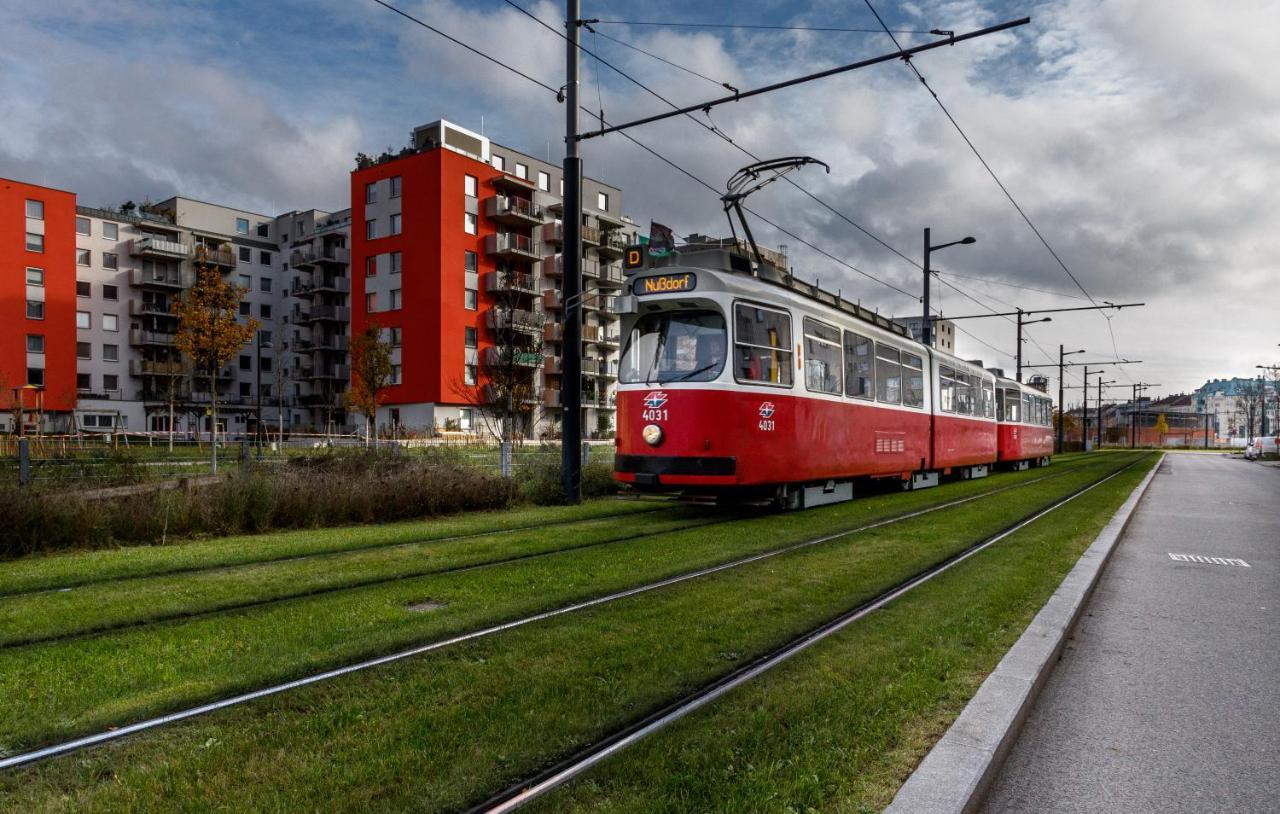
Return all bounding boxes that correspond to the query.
[621,310,727,384]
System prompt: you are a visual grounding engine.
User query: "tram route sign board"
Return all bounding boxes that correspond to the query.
[633,272,697,296]
[624,244,647,270]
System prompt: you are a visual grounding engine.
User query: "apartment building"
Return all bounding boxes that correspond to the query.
[892,315,956,354]
[352,119,634,438]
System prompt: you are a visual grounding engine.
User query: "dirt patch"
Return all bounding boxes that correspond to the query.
[406,600,446,613]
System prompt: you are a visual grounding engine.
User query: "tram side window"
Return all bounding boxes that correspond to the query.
[902,352,924,408]
[955,372,974,416]
[1023,395,1033,425]
[843,330,873,399]
[939,366,956,412]
[983,381,996,418]
[875,344,901,405]
[803,318,842,395]
[734,303,793,386]
[1040,398,1050,426]
[1004,390,1020,422]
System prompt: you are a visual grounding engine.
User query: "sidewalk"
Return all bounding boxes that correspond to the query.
[980,454,1279,813]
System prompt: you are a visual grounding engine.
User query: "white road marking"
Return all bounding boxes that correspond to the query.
[1167,553,1251,567]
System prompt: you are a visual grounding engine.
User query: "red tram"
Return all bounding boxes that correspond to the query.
[613,249,1055,507]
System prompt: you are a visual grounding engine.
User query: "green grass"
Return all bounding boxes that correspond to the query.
[0,498,659,596]
[0,455,1119,753]
[0,453,1148,812]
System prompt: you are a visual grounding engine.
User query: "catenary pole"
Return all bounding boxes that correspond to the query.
[561,0,583,503]
[922,228,931,348]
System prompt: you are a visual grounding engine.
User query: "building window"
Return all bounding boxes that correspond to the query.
[537,171,550,191]
[27,334,45,353]
[258,329,271,345]
[103,222,118,240]
[26,301,44,319]
[103,344,118,362]
[366,293,377,312]
[26,199,44,219]
[236,217,249,235]
[464,364,477,385]
[366,218,377,239]
[76,216,91,236]
[239,274,252,288]
[492,154,505,172]
[260,277,271,292]
[464,250,477,272]
[103,374,119,391]
[390,251,401,273]
[464,212,477,234]
[260,303,272,319]
[77,341,92,359]
[239,354,252,370]
[77,249,90,266]
[597,191,609,211]
[365,256,377,277]
[389,327,402,347]
[515,163,528,180]
[459,407,473,431]
[103,284,118,301]
[465,288,477,310]
[257,223,270,237]
[102,252,118,270]
[77,373,92,391]
[260,251,272,265]
[26,233,43,252]
[239,301,251,316]
[240,382,251,397]
[560,178,564,195]
[27,367,45,387]
[464,326,477,348]
[103,314,119,332]
[26,267,44,286]
[239,247,252,263]
[76,280,91,297]
[390,176,402,197]
[390,213,402,235]
[365,182,377,204]
[77,311,91,329]
[389,289,401,310]
[390,364,402,385]
[464,175,477,197]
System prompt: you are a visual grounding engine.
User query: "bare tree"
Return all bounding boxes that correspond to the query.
[347,321,393,446]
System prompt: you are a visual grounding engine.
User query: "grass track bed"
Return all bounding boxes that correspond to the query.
[0,454,1148,811]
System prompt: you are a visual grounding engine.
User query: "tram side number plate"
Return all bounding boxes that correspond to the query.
[633,273,696,296]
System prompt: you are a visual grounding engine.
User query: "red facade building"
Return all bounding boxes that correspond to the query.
[1,178,77,430]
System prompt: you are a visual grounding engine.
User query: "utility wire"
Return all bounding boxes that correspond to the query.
[589,27,738,92]
[934,270,1088,301]
[592,20,935,35]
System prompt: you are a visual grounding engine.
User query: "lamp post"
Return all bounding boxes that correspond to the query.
[1016,312,1051,382]
[1096,378,1116,448]
[255,335,271,458]
[1057,346,1086,453]
[921,228,975,347]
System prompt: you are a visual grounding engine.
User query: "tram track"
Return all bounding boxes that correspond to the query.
[0,453,1139,772]
[468,454,1150,813]
[0,455,1109,650]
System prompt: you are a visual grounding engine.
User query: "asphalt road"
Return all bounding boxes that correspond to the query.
[982,454,1279,813]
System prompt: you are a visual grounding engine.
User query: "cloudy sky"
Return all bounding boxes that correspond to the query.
[4,0,1278,399]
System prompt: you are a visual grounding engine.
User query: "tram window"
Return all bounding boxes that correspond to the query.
[620,310,727,384]
[1023,395,1033,424]
[734,303,793,386]
[875,344,901,405]
[996,387,1006,421]
[983,381,996,418]
[1004,390,1020,423]
[955,372,974,416]
[939,366,956,412]
[803,318,842,394]
[902,352,924,408]
[843,331,873,399]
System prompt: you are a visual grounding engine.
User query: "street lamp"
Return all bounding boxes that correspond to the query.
[1016,313,1051,382]
[1057,346,1086,453]
[1096,378,1116,448]
[255,334,272,458]
[922,228,976,347]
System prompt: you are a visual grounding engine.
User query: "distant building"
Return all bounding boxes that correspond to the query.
[892,315,955,354]
[682,233,788,271]
[1195,377,1277,439]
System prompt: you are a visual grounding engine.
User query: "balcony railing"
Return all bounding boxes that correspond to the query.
[597,264,625,287]
[581,225,601,246]
[543,389,561,408]
[307,305,351,322]
[129,359,187,376]
[544,322,564,343]
[485,232,541,260]
[313,335,350,352]
[487,308,546,334]
[485,270,539,295]
[542,289,562,310]
[194,246,235,267]
[310,365,350,380]
[312,276,351,293]
[545,254,599,279]
[129,299,175,316]
[596,231,629,258]
[128,328,176,347]
[544,356,562,375]
[485,195,545,225]
[484,347,543,368]
[129,236,191,260]
[540,222,563,245]
[130,268,185,289]
[291,245,351,268]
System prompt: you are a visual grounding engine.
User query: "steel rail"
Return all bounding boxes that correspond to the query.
[0,454,1128,772]
[471,455,1150,813]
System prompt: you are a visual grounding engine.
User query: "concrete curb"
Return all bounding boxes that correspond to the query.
[883,453,1165,814]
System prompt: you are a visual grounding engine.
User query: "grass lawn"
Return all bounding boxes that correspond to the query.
[0,453,1151,812]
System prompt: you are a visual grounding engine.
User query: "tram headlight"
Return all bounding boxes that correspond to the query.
[642,424,664,446]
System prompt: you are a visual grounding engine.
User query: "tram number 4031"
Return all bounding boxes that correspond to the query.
[641,408,668,422]
[758,401,776,431]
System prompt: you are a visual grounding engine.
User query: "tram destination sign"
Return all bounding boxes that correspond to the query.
[633,272,697,296]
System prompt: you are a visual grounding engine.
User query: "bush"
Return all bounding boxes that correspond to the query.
[514,445,617,505]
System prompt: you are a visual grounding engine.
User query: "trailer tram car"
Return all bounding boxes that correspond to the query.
[612,249,1046,508]
[995,376,1055,469]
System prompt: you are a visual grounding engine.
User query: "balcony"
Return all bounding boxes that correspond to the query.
[484,347,543,368]
[545,254,599,279]
[485,232,541,261]
[487,308,546,335]
[304,305,351,323]
[310,364,350,381]
[544,356,562,375]
[194,246,236,268]
[542,289,562,311]
[596,230,630,260]
[585,295,615,314]
[130,268,185,290]
[129,236,191,260]
[581,225,601,246]
[543,389,561,408]
[485,195,545,226]
[291,245,351,269]
[313,335,350,352]
[129,298,175,317]
[540,222,563,245]
[596,264,625,288]
[544,322,564,343]
[485,270,539,296]
[129,328,176,347]
[313,276,351,294]
[596,331,621,349]
[129,359,186,377]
